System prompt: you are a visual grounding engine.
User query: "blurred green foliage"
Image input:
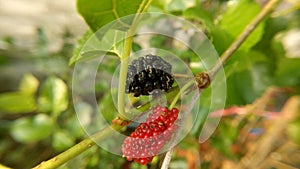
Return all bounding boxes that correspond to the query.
[1,0,300,168]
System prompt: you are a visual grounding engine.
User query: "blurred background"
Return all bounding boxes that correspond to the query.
[0,0,300,169]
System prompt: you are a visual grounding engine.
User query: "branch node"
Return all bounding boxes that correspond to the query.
[112,116,132,126]
[194,72,211,90]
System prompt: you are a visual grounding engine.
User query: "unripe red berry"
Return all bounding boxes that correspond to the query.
[121,106,179,165]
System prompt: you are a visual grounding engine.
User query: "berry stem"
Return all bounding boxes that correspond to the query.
[162,81,196,169]
[169,80,194,109]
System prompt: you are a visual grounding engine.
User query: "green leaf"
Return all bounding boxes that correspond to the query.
[210,27,234,54]
[210,120,239,158]
[70,29,124,65]
[183,6,214,31]
[70,30,93,65]
[38,76,68,117]
[274,58,300,87]
[98,92,118,122]
[77,0,146,32]
[225,50,274,106]
[224,45,272,73]
[19,73,39,95]
[10,114,54,143]
[166,0,195,12]
[219,0,265,51]
[53,130,75,152]
[65,114,85,138]
[191,87,211,136]
[132,42,142,52]
[0,92,36,113]
[254,16,289,51]
[150,0,167,11]
[149,35,170,50]
[71,49,119,65]
[250,61,274,94]
[226,70,256,105]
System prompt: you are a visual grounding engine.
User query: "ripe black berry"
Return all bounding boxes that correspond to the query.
[126,54,174,97]
[122,106,179,165]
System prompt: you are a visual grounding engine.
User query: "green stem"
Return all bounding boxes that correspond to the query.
[141,0,153,13]
[169,80,194,109]
[117,33,133,119]
[117,0,152,119]
[0,164,12,169]
[33,124,123,169]
[162,80,194,169]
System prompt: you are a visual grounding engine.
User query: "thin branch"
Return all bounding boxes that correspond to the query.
[169,80,194,109]
[32,124,123,169]
[162,81,199,169]
[117,33,133,120]
[173,73,191,79]
[0,164,12,169]
[208,0,282,78]
[141,0,153,13]
[161,148,175,169]
[117,0,153,121]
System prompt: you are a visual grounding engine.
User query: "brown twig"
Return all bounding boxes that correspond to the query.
[236,96,300,169]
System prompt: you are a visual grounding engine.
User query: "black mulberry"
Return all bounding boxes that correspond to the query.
[126,54,174,97]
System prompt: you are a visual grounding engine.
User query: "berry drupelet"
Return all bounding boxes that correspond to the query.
[126,54,175,97]
[122,106,179,165]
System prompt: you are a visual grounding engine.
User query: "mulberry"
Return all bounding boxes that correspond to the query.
[122,106,179,165]
[126,54,174,97]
